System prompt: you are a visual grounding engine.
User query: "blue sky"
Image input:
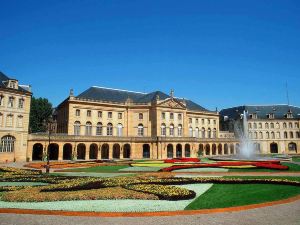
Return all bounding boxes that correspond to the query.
[0,0,299,110]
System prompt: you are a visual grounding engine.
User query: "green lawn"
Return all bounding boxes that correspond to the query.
[292,157,300,162]
[185,183,300,210]
[64,165,129,173]
[228,162,300,172]
[226,176,300,182]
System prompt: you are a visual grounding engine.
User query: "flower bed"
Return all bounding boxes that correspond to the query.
[164,158,200,163]
[160,161,289,172]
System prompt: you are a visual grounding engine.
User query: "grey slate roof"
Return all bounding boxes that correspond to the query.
[76,86,210,112]
[220,105,300,120]
[0,71,31,93]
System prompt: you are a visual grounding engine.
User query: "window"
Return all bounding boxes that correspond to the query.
[96,122,103,136]
[170,124,174,136]
[284,131,288,139]
[296,132,300,138]
[17,115,23,127]
[117,123,123,136]
[276,132,280,139]
[74,121,81,135]
[196,118,198,124]
[189,118,192,124]
[208,119,210,124]
[0,95,3,106]
[195,127,199,138]
[248,123,252,129]
[76,109,80,116]
[290,132,294,139]
[139,113,143,120]
[162,112,166,120]
[108,112,112,118]
[0,136,15,153]
[268,113,274,119]
[259,132,263,139]
[98,111,102,118]
[87,110,91,117]
[253,123,257,129]
[213,128,217,138]
[107,123,113,136]
[295,123,299,128]
[201,128,205,138]
[118,113,122,119]
[8,97,14,108]
[271,132,275,139]
[18,98,24,109]
[283,122,287,128]
[266,132,270,139]
[138,124,144,136]
[276,123,280,129]
[189,127,193,137]
[201,119,204,124]
[289,122,293,129]
[208,128,212,138]
[161,123,166,136]
[85,122,92,135]
[178,124,182,137]
[178,114,182,120]
[170,113,174,120]
[0,113,2,127]
[254,132,258,139]
[213,120,216,125]
[6,114,13,127]
[265,123,269,129]
[259,123,262,129]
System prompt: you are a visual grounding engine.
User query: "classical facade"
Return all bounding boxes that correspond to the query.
[0,72,32,162]
[28,86,237,161]
[220,105,300,155]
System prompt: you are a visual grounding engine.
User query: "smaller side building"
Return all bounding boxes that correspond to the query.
[220,105,300,155]
[0,72,32,162]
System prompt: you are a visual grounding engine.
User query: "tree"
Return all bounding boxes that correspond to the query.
[29,97,53,133]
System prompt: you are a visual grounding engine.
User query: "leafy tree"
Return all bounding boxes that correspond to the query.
[29,97,53,133]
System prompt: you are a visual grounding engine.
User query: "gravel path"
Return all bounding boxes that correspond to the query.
[1,199,299,225]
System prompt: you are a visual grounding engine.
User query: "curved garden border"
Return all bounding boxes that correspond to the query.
[0,194,299,217]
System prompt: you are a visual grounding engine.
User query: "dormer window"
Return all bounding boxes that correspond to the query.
[7,79,19,90]
[286,112,293,118]
[267,113,274,119]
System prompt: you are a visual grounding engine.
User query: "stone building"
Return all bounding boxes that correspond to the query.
[220,105,300,155]
[0,72,32,162]
[28,86,237,161]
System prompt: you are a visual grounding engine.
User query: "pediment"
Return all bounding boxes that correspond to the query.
[157,98,186,109]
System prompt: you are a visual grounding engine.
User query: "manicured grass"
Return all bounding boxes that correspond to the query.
[64,165,129,173]
[185,183,300,210]
[292,157,300,162]
[226,176,300,182]
[228,162,300,172]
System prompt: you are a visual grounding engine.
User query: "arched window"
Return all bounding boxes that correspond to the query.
[139,113,143,120]
[178,124,182,137]
[254,132,258,139]
[289,122,293,129]
[138,124,144,136]
[161,123,166,136]
[208,128,211,138]
[288,142,297,152]
[276,132,280,139]
[290,131,294,139]
[271,132,275,139]
[296,132,300,138]
[213,128,217,138]
[276,123,280,129]
[170,124,174,136]
[259,123,262,129]
[96,122,103,136]
[189,127,193,137]
[270,123,274,129]
[107,123,113,136]
[266,132,270,139]
[85,122,92,136]
[201,128,205,138]
[284,131,288,139]
[75,109,80,116]
[283,122,287,128]
[253,123,257,129]
[295,123,299,129]
[117,123,123,136]
[74,121,81,135]
[248,123,252,129]
[265,123,269,129]
[195,127,199,138]
[17,115,23,127]
[0,136,15,152]
[259,132,263,139]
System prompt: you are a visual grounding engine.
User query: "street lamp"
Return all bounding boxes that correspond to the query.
[44,118,54,174]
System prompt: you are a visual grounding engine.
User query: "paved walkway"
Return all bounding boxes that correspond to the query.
[1,198,299,225]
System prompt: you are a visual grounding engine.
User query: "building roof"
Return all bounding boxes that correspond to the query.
[0,71,31,94]
[76,86,210,112]
[220,105,300,120]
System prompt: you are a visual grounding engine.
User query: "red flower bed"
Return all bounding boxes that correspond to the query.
[164,158,200,163]
[161,161,288,172]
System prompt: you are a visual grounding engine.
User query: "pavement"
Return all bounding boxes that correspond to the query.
[0,198,300,225]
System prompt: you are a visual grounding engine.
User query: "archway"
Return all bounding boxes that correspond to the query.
[101,144,109,159]
[185,144,191,158]
[77,143,86,160]
[113,144,121,159]
[212,144,217,155]
[230,144,234,154]
[63,143,72,160]
[48,143,59,160]
[89,144,98,160]
[123,144,131,159]
[205,144,210,156]
[224,144,229,155]
[167,144,173,159]
[176,144,182,158]
[218,144,222,155]
[236,144,240,155]
[288,142,297,153]
[143,144,150,158]
[32,143,43,161]
[270,143,278,154]
[198,144,204,156]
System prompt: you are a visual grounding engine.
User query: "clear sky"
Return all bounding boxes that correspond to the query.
[0,0,299,110]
